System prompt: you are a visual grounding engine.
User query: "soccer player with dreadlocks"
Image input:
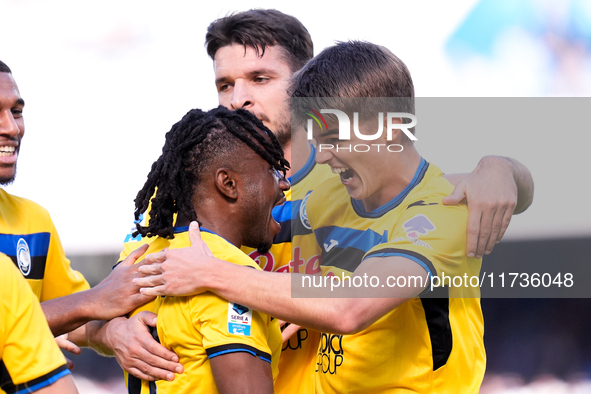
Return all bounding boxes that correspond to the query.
[124,106,289,394]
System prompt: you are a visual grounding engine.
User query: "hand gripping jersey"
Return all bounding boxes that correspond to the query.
[0,254,71,394]
[126,228,281,394]
[0,189,89,301]
[307,159,485,394]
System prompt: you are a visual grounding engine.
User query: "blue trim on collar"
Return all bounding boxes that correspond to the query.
[289,143,317,186]
[351,158,430,218]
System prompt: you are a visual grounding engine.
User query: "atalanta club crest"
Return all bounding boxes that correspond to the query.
[17,238,32,276]
[300,192,312,230]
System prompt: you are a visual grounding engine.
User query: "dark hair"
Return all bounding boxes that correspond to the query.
[290,41,415,139]
[0,60,12,74]
[134,106,289,239]
[205,9,313,72]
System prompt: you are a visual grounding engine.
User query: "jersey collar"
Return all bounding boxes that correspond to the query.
[351,158,430,218]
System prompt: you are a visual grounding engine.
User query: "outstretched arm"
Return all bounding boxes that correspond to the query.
[135,223,427,335]
[41,244,152,336]
[443,155,534,258]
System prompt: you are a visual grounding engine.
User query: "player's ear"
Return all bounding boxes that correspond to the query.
[215,168,239,200]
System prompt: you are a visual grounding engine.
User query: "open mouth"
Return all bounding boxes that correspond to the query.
[332,166,355,183]
[270,194,287,231]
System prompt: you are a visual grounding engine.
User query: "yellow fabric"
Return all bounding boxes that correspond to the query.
[0,189,89,301]
[125,230,281,394]
[0,254,69,394]
[119,146,332,394]
[270,158,332,394]
[307,161,485,393]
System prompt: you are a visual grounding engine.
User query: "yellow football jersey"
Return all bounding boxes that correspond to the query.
[307,159,485,393]
[126,229,282,394]
[0,254,70,394]
[0,189,89,301]
[120,145,331,394]
[273,145,332,394]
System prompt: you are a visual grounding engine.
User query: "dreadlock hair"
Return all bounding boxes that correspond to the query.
[0,60,12,74]
[133,105,289,239]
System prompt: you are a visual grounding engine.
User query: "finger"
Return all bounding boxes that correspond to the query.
[119,244,150,266]
[131,349,184,377]
[496,207,514,244]
[55,334,81,355]
[475,206,496,259]
[126,366,161,382]
[442,187,466,206]
[65,356,75,370]
[465,209,482,258]
[277,319,287,328]
[139,285,167,297]
[133,275,164,288]
[282,324,301,344]
[484,207,508,255]
[135,311,158,327]
[143,250,167,264]
[188,221,203,246]
[137,263,164,276]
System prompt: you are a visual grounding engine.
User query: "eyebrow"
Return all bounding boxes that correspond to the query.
[16,98,25,106]
[317,128,339,138]
[215,69,280,86]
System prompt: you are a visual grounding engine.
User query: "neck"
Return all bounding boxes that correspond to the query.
[176,208,242,248]
[361,145,422,212]
[284,129,312,178]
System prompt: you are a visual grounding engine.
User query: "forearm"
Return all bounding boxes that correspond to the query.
[203,260,388,334]
[83,320,117,356]
[41,290,98,336]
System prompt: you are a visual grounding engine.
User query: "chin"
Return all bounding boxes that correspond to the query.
[256,240,273,254]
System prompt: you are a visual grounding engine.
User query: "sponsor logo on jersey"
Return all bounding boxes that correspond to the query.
[16,238,32,276]
[228,302,253,336]
[317,333,344,374]
[323,239,339,252]
[403,214,435,249]
[403,214,435,238]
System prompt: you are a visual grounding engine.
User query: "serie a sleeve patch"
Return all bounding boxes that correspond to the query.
[228,303,253,336]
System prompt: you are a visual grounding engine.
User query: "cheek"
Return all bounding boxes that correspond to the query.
[217,92,231,109]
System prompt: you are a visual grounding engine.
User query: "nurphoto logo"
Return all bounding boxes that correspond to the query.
[304,108,417,153]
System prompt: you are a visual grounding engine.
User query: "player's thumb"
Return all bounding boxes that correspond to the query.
[188,221,203,246]
[442,187,466,206]
[120,244,149,266]
[137,311,158,327]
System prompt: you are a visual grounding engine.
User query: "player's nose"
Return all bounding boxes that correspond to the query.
[279,177,290,192]
[0,109,20,138]
[230,80,253,110]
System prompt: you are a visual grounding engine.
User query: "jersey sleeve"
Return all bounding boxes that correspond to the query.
[0,255,70,393]
[39,210,89,302]
[194,294,274,364]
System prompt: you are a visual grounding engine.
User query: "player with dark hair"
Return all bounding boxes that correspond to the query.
[0,59,151,343]
[124,106,289,394]
[137,41,489,393]
[97,9,533,390]
[205,9,313,75]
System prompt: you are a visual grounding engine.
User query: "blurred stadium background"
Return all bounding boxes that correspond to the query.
[1,0,590,392]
